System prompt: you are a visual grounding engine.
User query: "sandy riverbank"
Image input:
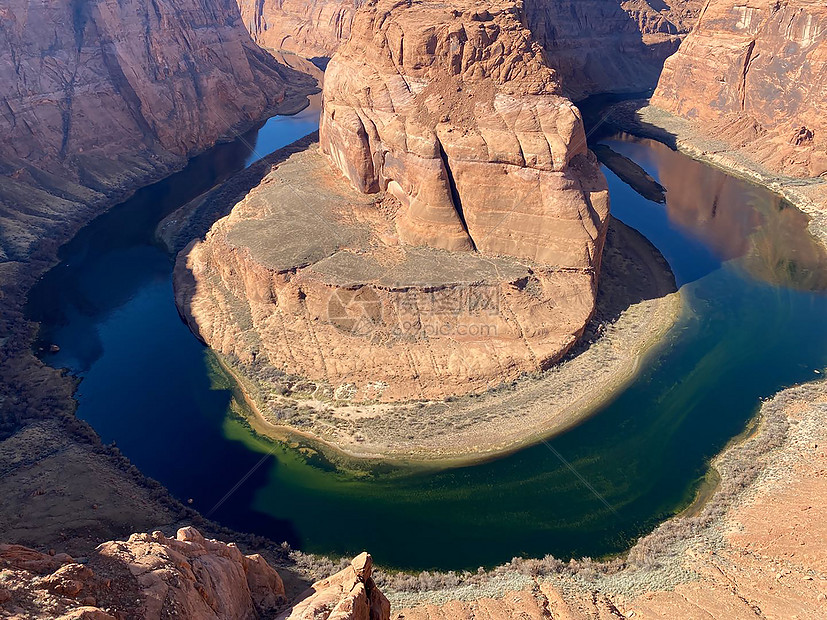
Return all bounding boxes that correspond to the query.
[217,216,681,464]
[379,378,827,618]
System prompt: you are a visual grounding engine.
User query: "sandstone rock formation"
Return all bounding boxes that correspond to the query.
[525,0,703,100]
[177,0,611,404]
[0,527,388,620]
[0,527,287,619]
[321,0,609,264]
[652,0,827,178]
[234,0,702,99]
[238,0,363,58]
[0,0,306,263]
[280,552,390,620]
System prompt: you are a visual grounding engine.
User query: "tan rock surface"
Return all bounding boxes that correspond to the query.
[238,0,363,57]
[0,535,390,620]
[652,0,827,178]
[176,142,602,404]
[280,552,390,620]
[321,0,610,264]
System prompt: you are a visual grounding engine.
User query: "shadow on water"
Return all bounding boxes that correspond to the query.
[26,108,827,570]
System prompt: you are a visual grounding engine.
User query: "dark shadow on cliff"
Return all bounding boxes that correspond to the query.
[560,216,678,366]
[521,0,692,101]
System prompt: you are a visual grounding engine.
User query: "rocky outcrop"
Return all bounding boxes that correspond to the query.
[176,142,604,403]
[238,0,363,58]
[0,527,388,620]
[0,0,307,263]
[320,0,609,265]
[0,527,286,619]
[652,0,827,178]
[234,0,702,99]
[280,552,390,620]
[177,0,611,404]
[525,0,703,100]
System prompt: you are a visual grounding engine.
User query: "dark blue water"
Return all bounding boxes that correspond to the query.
[27,111,827,571]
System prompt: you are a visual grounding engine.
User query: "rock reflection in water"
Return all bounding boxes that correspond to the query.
[604,133,827,291]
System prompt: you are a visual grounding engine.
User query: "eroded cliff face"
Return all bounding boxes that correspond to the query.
[320,0,609,265]
[0,528,388,620]
[0,0,300,262]
[235,0,702,99]
[525,0,703,100]
[238,0,363,57]
[177,0,611,404]
[652,0,827,178]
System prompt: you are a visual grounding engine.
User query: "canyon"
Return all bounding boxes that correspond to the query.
[0,0,316,265]
[2,0,827,618]
[0,0,314,598]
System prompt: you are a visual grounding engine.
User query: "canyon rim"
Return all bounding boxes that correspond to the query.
[2,0,827,618]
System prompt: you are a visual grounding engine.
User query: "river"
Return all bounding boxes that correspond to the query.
[26,101,827,571]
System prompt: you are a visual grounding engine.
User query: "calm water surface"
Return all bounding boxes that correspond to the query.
[27,108,827,570]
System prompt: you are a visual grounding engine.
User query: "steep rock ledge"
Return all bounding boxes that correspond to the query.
[652,0,827,179]
[320,0,610,265]
[0,0,308,263]
[525,0,704,100]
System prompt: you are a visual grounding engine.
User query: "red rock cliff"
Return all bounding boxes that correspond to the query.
[0,0,300,261]
[652,0,827,177]
[320,0,610,266]
[238,0,364,57]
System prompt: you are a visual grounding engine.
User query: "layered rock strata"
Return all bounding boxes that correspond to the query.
[525,0,704,100]
[177,0,611,403]
[238,0,363,57]
[0,0,303,263]
[176,143,604,402]
[652,0,827,178]
[235,0,703,99]
[320,0,610,264]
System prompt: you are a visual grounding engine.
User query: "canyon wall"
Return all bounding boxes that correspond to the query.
[235,0,702,99]
[0,0,304,263]
[238,0,363,57]
[525,0,703,100]
[652,0,827,178]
